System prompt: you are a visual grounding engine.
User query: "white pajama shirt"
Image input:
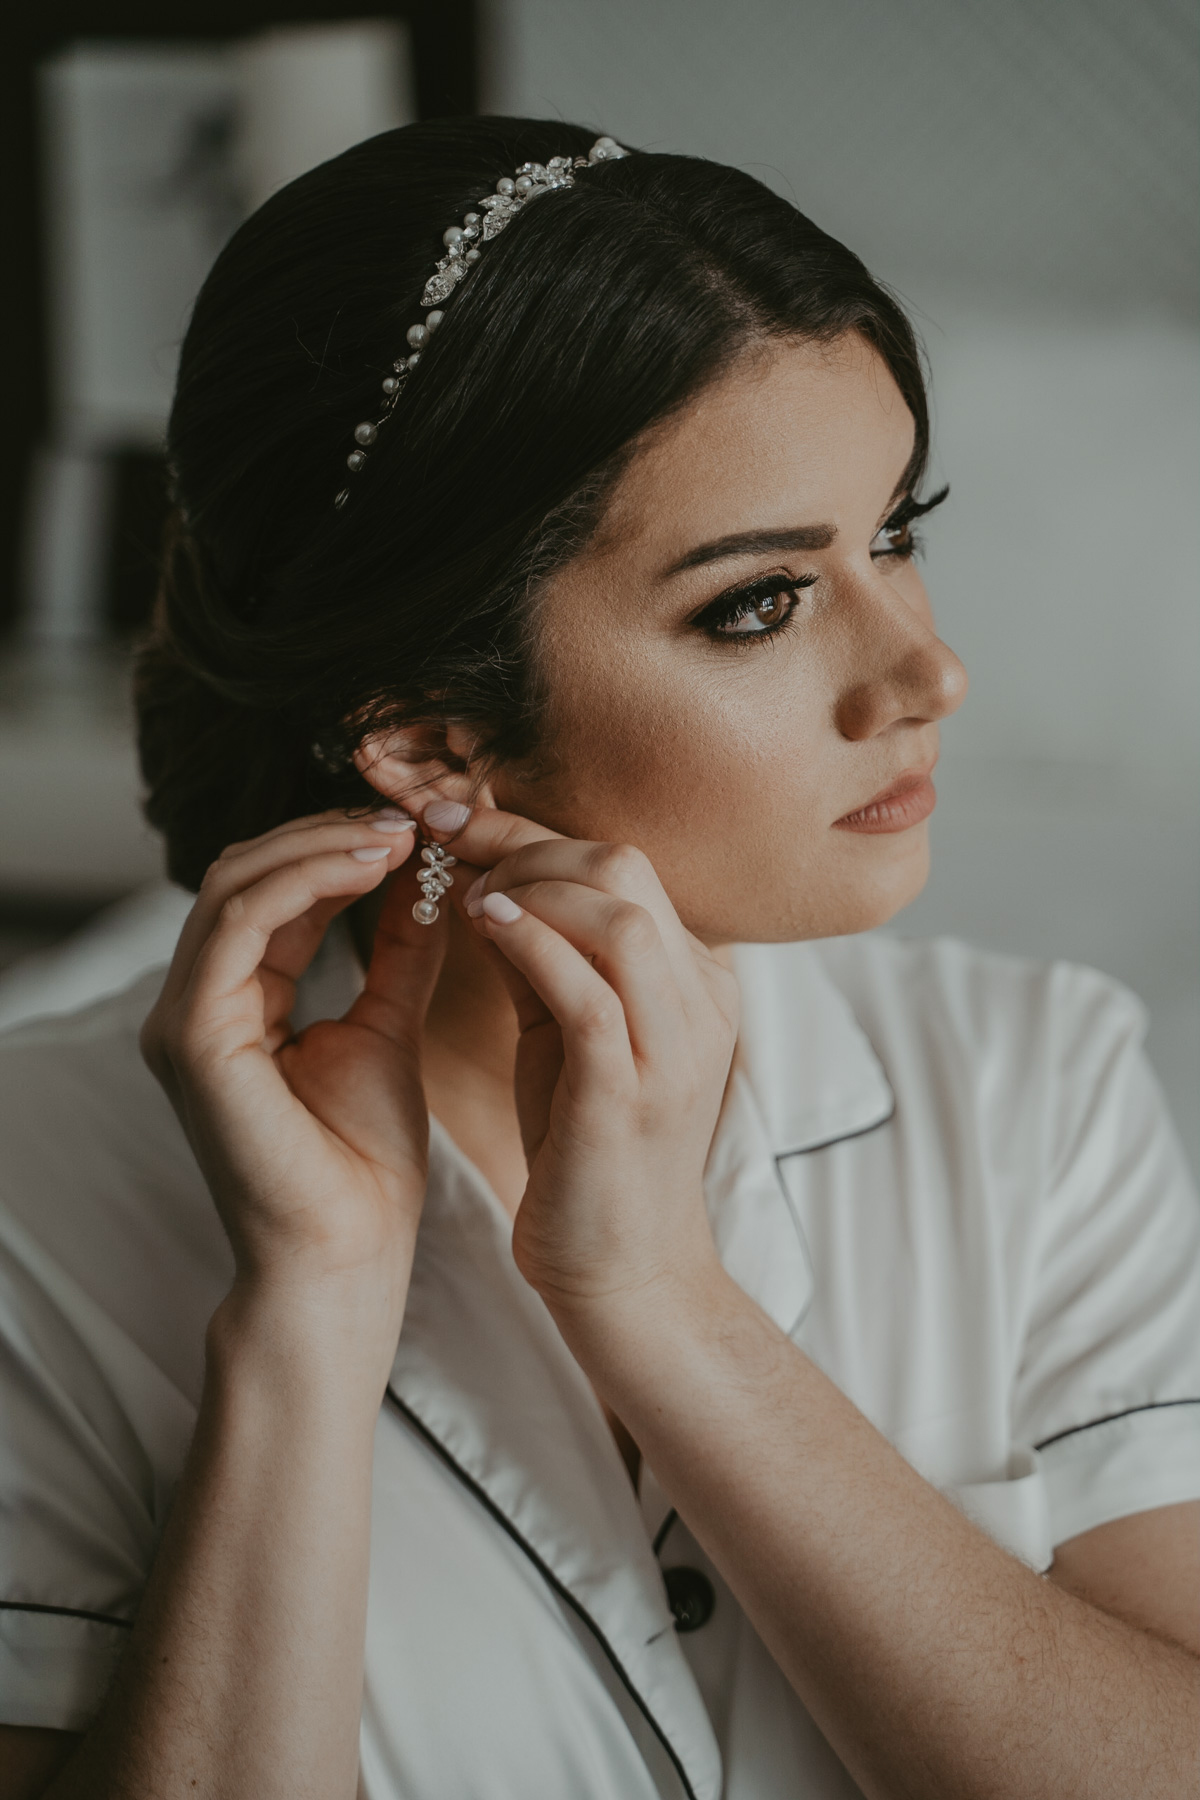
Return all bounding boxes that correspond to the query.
[1,926,1198,1798]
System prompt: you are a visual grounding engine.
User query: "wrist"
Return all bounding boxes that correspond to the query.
[541,1250,744,1381]
[208,1265,409,1409]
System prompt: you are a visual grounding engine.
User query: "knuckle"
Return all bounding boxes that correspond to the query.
[218,890,249,928]
[605,902,657,959]
[592,841,647,891]
[575,993,623,1038]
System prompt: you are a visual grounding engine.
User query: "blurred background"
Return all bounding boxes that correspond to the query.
[0,0,1196,1170]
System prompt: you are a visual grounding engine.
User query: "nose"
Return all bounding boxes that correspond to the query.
[833,598,968,743]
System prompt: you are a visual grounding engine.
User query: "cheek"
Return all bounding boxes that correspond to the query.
[518,635,837,901]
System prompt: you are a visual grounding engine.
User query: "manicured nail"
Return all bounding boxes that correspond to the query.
[464,874,486,906]
[423,800,472,835]
[369,809,416,832]
[481,891,522,924]
[351,845,391,862]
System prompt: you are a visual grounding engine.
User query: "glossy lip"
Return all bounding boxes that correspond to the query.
[832,765,938,834]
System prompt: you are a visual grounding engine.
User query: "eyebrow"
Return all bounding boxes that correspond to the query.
[660,522,838,580]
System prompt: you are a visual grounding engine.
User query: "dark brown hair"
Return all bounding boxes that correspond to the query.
[137,115,932,890]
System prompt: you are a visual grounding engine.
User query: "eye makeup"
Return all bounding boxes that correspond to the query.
[690,485,948,645]
[693,572,818,642]
[870,484,949,560]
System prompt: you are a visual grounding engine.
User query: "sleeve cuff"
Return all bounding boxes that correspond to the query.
[0,1605,128,1730]
[1036,1401,1200,1547]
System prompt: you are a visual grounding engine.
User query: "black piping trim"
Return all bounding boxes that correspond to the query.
[1034,1398,1200,1452]
[0,1600,132,1629]
[652,1508,678,1558]
[775,1103,897,1161]
[385,1387,699,1800]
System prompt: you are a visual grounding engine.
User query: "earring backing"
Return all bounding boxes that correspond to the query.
[413,836,456,924]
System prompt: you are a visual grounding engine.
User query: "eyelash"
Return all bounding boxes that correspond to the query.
[696,485,950,646]
[698,573,818,643]
[871,484,950,561]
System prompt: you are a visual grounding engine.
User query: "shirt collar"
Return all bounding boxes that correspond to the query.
[730,938,894,1156]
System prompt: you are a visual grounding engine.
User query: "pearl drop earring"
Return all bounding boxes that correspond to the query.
[413,837,456,925]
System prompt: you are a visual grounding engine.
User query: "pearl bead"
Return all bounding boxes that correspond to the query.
[382,375,400,394]
[441,855,457,867]
[421,847,440,864]
[463,212,480,225]
[514,174,534,193]
[412,899,439,925]
[443,225,464,248]
[353,421,377,446]
[425,310,444,331]
[595,136,616,150]
[347,450,365,471]
[407,353,420,367]
[406,323,429,349]
[497,177,515,195]
[464,248,481,263]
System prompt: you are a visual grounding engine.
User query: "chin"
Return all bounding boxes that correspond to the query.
[839,827,932,932]
[717,825,933,945]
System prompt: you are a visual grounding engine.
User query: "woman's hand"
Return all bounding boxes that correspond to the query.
[431,806,739,1320]
[141,809,443,1328]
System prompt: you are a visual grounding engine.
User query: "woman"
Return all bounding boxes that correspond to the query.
[1,117,1197,1799]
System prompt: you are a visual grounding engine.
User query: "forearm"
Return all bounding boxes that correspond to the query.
[557,1268,1200,1800]
[47,1280,394,1800]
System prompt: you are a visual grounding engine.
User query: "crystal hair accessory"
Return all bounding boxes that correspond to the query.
[333,136,629,509]
[412,836,457,925]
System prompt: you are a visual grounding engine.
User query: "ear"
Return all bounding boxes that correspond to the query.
[353,720,495,814]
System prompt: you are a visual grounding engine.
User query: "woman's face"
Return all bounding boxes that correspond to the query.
[495,330,968,946]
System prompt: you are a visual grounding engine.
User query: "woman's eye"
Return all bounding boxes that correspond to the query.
[870,519,914,558]
[703,578,814,640]
[719,590,793,634]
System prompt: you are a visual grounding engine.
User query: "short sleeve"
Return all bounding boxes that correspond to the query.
[0,1208,193,1729]
[1013,963,1200,1546]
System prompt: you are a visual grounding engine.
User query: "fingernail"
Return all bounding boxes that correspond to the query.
[464,874,486,906]
[423,800,472,835]
[369,810,416,832]
[481,891,522,924]
[351,845,391,862]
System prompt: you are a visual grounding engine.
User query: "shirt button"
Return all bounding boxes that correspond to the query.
[663,1566,715,1632]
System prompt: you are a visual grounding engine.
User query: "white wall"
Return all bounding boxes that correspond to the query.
[485,0,1200,1169]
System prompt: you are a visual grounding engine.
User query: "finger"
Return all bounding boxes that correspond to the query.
[463,838,695,979]
[474,897,635,1095]
[164,815,417,1003]
[181,850,404,1049]
[219,805,415,859]
[344,865,448,1047]
[480,879,683,1065]
[420,800,564,869]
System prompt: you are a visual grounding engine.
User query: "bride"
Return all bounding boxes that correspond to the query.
[1,117,1197,1799]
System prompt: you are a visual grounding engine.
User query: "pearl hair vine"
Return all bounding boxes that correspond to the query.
[333,136,630,509]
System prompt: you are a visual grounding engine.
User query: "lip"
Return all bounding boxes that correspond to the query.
[833,765,938,834]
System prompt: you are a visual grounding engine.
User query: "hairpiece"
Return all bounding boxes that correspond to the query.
[333,136,629,508]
